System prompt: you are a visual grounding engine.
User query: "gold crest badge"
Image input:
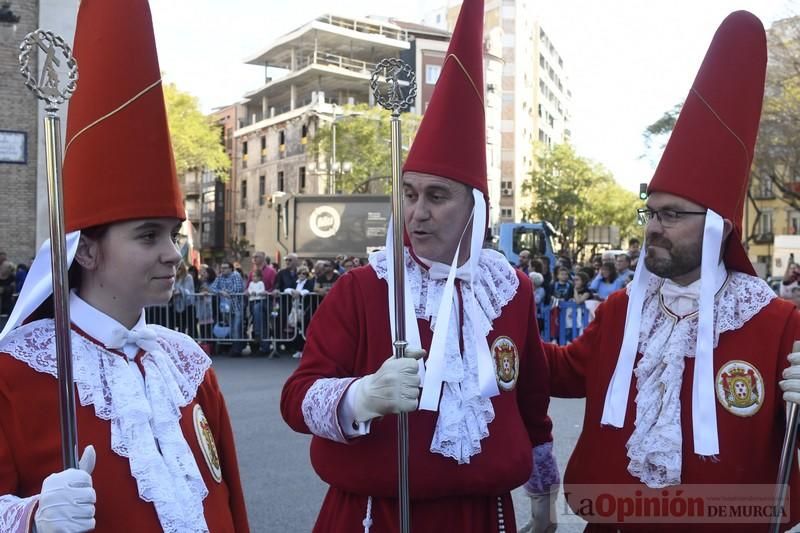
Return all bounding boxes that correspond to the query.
[193,404,222,483]
[715,360,764,417]
[492,336,519,391]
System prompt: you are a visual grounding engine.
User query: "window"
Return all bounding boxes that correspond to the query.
[299,166,306,191]
[789,210,800,235]
[241,141,248,167]
[278,130,286,156]
[757,209,773,235]
[756,177,774,199]
[501,208,513,219]
[426,64,441,85]
[259,175,265,205]
[261,136,267,163]
[301,124,308,143]
[277,171,284,192]
[239,223,247,238]
[539,54,545,68]
[240,179,247,208]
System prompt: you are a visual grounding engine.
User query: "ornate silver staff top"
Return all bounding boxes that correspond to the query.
[370,58,417,117]
[19,29,78,114]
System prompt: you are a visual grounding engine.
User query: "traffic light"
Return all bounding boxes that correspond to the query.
[639,183,648,201]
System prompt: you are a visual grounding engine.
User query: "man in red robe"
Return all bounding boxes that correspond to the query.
[543,11,800,532]
[281,1,557,531]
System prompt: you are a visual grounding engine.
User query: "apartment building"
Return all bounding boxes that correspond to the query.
[232,14,448,255]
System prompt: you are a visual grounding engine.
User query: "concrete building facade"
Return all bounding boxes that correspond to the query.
[0,0,76,265]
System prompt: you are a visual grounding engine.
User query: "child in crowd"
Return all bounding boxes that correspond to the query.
[551,266,574,301]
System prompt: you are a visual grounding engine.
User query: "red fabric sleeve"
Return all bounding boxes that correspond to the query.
[515,272,553,446]
[202,369,250,533]
[280,273,363,434]
[543,294,620,398]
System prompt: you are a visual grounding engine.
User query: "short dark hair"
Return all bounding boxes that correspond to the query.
[629,238,640,246]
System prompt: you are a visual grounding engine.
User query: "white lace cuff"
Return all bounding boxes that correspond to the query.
[302,377,358,443]
[0,494,38,533]
[339,379,372,438]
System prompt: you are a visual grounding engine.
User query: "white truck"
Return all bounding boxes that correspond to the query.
[772,234,800,281]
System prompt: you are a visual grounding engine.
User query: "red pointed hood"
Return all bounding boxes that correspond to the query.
[403,0,487,197]
[648,11,767,275]
[62,0,185,233]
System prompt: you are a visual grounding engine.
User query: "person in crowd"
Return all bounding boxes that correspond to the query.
[780,260,800,299]
[197,265,217,355]
[530,271,546,306]
[341,257,356,273]
[543,12,800,530]
[15,263,28,292]
[281,2,556,529]
[572,271,592,305]
[517,249,532,274]
[0,261,15,319]
[0,1,249,530]
[247,251,276,292]
[275,254,298,293]
[314,259,340,298]
[551,266,574,301]
[247,268,270,356]
[588,261,625,301]
[283,265,315,359]
[172,261,196,336]
[209,261,246,357]
[614,252,634,284]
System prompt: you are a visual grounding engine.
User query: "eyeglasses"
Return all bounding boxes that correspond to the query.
[637,207,707,227]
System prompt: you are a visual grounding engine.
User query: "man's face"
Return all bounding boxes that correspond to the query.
[220,263,233,277]
[519,251,531,266]
[615,255,630,272]
[253,253,265,267]
[643,192,706,280]
[629,241,641,253]
[284,255,297,269]
[403,172,474,264]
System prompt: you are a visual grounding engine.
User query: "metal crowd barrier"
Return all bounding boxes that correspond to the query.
[537,300,590,345]
[145,291,325,356]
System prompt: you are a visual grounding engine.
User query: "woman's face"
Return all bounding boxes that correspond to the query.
[601,266,611,280]
[81,218,182,311]
[574,276,584,289]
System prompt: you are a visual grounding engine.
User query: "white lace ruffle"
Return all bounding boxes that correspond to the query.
[626,273,776,488]
[0,494,37,533]
[370,248,518,463]
[0,321,212,533]
[302,377,357,443]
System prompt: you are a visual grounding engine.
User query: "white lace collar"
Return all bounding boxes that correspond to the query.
[626,271,776,488]
[369,247,519,463]
[69,291,145,360]
[0,309,213,532]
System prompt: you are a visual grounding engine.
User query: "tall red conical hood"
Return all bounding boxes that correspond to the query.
[403,0,487,197]
[648,11,766,275]
[62,0,185,232]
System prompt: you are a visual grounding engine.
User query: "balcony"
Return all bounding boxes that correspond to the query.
[182,181,201,197]
[752,232,774,244]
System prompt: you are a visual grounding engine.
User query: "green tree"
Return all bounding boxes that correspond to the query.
[163,83,230,177]
[642,17,800,239]
[522,143,642,257]
[312,104,421,194]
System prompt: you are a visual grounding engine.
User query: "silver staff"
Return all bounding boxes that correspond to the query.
[370,58,417,533]
[19,30,79,469]
[771,340,800,533]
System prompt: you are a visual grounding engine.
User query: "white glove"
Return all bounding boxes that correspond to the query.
[352,349,425,423]
[34,446,97,533]
[518,487,558,533]
[780,341,800,404]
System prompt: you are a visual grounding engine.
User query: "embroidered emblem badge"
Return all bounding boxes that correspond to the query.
[715,360,764,417]
[492,336,519,391]
[193,404,222,483]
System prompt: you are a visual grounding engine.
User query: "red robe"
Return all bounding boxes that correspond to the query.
[544,289,800,532]
[281,264,553,532]
[0,327,249,533]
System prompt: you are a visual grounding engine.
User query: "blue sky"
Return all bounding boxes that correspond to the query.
[149,0,797,193]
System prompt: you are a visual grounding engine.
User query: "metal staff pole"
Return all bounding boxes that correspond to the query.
[19,30,80,469]
[771,340,800,533]
[370,58,417,533]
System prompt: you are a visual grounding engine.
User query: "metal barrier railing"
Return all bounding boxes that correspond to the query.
[145,292,325,355]
[538,300,590,345]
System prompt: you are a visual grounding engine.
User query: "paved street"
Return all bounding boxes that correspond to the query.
[213,353,587,532]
